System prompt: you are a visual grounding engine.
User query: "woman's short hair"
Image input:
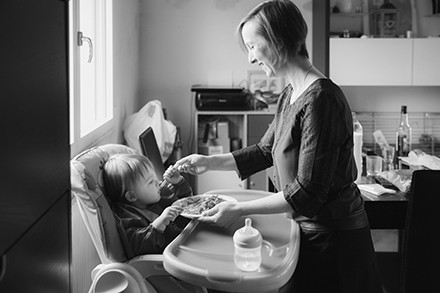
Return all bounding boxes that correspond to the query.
[102,153,155,203]
[237,0,309,68]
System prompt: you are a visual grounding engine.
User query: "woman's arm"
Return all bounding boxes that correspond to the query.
[198,191,293,227]
[175,153,238,175]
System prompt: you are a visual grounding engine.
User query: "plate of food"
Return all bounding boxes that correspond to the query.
[172,194,237,218]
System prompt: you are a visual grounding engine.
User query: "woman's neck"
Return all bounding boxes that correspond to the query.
[283,57,324,104]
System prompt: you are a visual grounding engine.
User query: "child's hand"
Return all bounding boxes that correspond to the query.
[163,166,183,185]
[152,206,183,232]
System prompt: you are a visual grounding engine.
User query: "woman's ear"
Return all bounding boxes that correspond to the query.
[124,191,137,202]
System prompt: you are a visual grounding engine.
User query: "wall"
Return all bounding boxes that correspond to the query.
[112,0,141,143]
[343,86,440,113]
[138,0,313,155]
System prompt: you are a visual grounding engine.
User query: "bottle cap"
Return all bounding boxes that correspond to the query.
[233,218,262,249]
[401,105,407,113]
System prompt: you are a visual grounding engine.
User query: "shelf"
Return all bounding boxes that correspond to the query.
[331,12,370,18]
[196,109,276,116]
[424,13,440,18]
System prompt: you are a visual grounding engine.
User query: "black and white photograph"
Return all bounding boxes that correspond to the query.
[2,0,440,292]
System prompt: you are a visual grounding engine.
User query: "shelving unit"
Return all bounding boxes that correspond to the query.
[193,109,275,194]
[330,0,370,36]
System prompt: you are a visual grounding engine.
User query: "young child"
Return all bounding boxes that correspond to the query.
[102,153,191,257]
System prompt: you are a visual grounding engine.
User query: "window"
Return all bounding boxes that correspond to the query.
[69,0,113,156]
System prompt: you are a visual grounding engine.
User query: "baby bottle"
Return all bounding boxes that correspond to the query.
[233,218,262,271]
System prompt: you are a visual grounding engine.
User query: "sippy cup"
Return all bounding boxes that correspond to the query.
[233,218,263,271]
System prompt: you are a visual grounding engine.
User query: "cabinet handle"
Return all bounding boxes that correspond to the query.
[77,31,94,63]
[0,255,6,282]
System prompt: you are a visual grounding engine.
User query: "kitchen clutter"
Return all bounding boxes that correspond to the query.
[402,149,440,170]
[123,100,177,162]
[198,116,233,156]
[354,105,440,195]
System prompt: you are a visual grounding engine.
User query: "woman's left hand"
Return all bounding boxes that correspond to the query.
[197,201,242,227]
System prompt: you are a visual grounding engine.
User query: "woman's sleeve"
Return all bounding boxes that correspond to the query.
[232,119,275,180]
[283,91,350,218]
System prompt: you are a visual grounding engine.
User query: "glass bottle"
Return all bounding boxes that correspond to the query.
[233,218,262,272]
[352,112,363,183]
[396,105,412,157]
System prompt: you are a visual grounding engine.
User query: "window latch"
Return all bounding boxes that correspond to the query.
[77,31,93,63]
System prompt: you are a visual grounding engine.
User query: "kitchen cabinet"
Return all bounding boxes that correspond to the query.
[330,38,413,86]
[194,110,275,194]
[0,0,70,291]
[330,38,440,86]
[412,38,440,85]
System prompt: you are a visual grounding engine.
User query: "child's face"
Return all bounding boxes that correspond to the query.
[131,169,161,206]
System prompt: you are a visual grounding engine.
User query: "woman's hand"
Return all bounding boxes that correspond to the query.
[197,201,243,228]
[174,154,211,175]
[152,206,183,231]
[163,166,183,184]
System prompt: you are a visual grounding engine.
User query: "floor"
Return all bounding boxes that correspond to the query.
[371,230,401,293]
[371,230,399,252]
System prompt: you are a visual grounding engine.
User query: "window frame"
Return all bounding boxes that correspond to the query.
[69,0,113,157]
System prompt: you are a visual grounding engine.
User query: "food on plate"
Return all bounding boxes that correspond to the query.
[173,194,227,217]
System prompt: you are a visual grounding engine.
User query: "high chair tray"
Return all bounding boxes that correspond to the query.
[163,189,300,292]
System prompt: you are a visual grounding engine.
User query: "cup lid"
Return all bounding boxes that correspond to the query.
[233,218,262,248]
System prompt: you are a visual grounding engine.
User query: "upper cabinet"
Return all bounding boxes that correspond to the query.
[328,0,440,86]
[330,38,412,86]
[330,38,440,86]
[412,38,440,85]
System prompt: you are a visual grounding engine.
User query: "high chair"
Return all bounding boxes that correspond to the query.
[71,144,206,293]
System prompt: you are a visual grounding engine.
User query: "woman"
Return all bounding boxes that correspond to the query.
[175,1,383,292]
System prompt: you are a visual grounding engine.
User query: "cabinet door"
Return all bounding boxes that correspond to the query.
[412,38,440,86]
[0,0,70,255]
[0,194,70,292]
[247,114,274,191]
[330,39,412,86]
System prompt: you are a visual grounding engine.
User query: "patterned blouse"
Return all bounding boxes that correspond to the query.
[233,79,368,232]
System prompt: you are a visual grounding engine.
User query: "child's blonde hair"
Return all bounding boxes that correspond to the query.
[102,153,156,203]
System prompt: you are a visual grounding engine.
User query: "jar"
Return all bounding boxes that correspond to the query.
[233,218,262,271]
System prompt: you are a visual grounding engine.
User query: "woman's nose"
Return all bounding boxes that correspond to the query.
[248,52,256,64]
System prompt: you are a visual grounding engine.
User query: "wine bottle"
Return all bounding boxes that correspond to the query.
[396,105,412,157]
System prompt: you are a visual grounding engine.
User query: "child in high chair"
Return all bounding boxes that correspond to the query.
[102,153,192,257]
